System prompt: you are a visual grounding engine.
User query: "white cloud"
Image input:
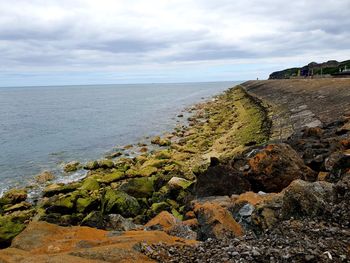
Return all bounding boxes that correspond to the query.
[0,0,349,85]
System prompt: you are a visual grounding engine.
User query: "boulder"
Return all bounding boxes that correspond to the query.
[193,202,243,240]
[252,179,335,229]
[81,212,140,231]
[0,209,35,248]
[167,177,193,191]
[80,177,100,191]
[35,171,54,183]
[98,159,115,169]
[83,160,99,170]
[3,202,32,213]
[0,189,27,206]
[150,202,171,215]
[63,161,81,173]
[42,182,81,197]
[119,177,155,198]
[145,211,179,230]
[126,166,158,178]
[103,189,141,217]
[151,136,171,146]
[45,192,79,214]
[245,143,317,192]
[97,170,125,184]
[194,165,251,197]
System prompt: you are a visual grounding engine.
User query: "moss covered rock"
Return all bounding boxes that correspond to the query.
[0,209,35,247]
[97,170,125,184]
[0,189,27,206]
[126,166,158,178]
[80,177,100,191]
[151,136,171,146]
[0,215,26,247]
[63,161,81,173]
[150,201,171,214]
[98,159,115,169]
[84,160,99,170]
[42,182,81,197]
[35,171,55,183]
[103,189,140,217]
[119,177,156,198]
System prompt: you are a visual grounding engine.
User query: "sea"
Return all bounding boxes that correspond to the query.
[0,81,240,194]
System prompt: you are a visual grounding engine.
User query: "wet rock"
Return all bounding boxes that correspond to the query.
[83,160,99,170]
[35,171,55,183]
[105,151,122,159]
[151,136,171,146]
[97,159,115,169]
[79,177,100,191]
[245,143,317,192]
[63,161,81,173]
[3,202,32,213]
[194,202,243,240]
[0,189,27,206]
[194,165,251,197]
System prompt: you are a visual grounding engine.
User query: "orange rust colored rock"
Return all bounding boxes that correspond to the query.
[145,211,179,230]
[194,202,243,240]
[0,221,196,263]
[246,143,316,192]
[232,191,277,206]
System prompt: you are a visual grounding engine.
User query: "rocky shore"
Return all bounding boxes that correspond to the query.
[0,79,349,262]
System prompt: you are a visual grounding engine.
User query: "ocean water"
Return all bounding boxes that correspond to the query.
[0,81,240,193]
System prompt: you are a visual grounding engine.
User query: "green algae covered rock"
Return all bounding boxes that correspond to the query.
[80,177,100,191]
[63,161,81,173]
[43,182,82,197]
[126,166,158,178]
[0,215,26,247]
[150,201,171,214]
[167,177,193,190]
[98,159,115,169]
[103,189,140,218]
[0,189,27,206]
[0,209,35,247]
[84,160,99,170]
[119,177,156,198]
[76,196,99,214]
[97,170,125,184]
[151,136,171,146]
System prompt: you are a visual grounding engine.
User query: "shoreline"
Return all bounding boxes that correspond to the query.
[0,83,234,197]
[0,79,349,262]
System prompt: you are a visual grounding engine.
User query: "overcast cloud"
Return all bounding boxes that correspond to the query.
[0,0,349,86]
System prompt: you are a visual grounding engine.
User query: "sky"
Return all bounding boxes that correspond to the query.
[0,0,349,86]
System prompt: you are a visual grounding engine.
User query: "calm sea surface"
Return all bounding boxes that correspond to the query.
[0,81,240,193]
